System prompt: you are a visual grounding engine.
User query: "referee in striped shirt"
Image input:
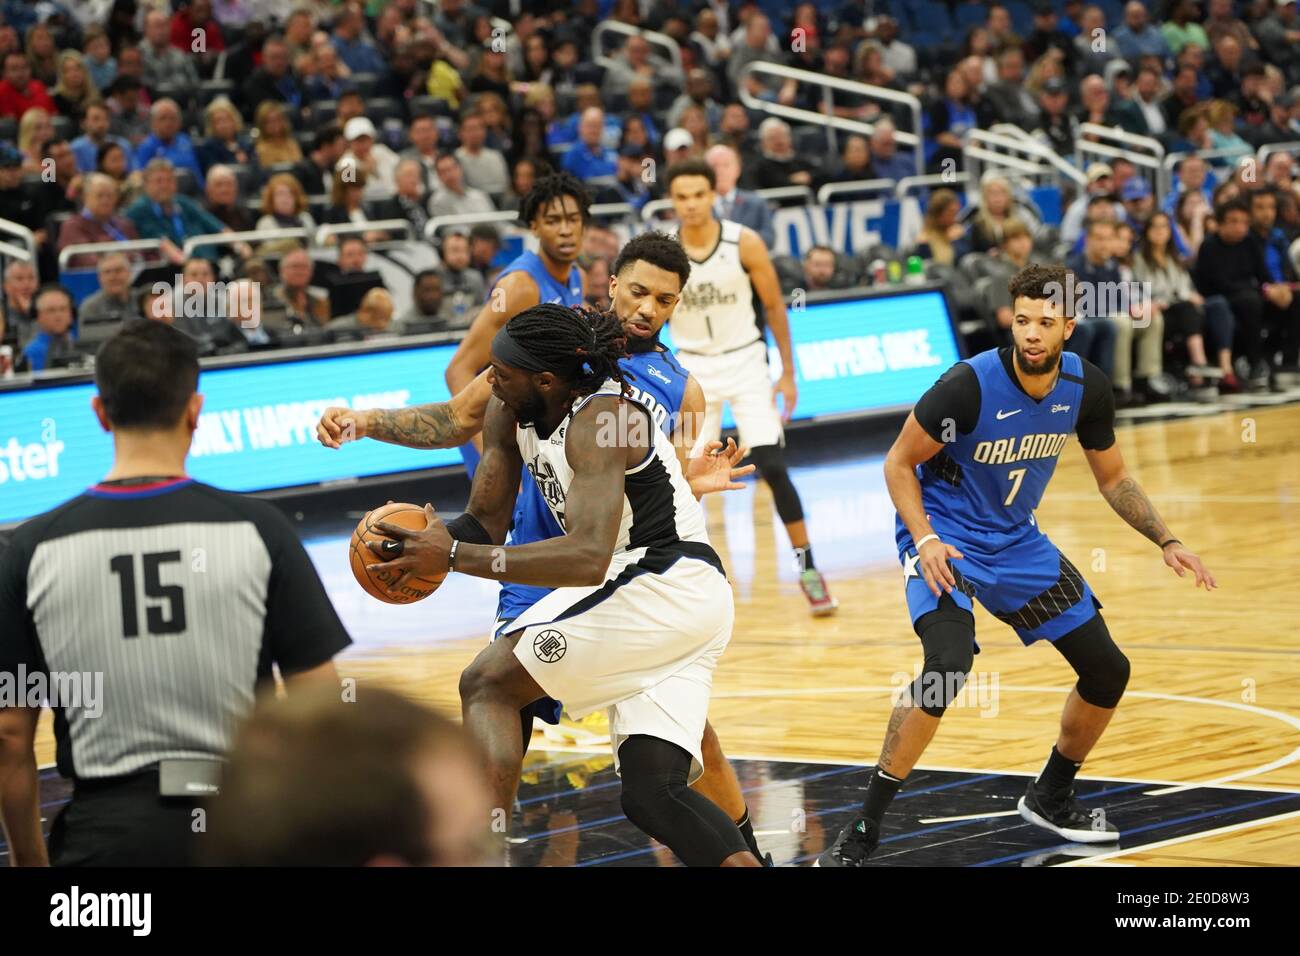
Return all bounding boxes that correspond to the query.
[0,321,351,866]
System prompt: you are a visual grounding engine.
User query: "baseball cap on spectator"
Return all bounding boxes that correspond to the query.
[1086,162,1115,184]
[664,128,694,153]
[0,143,22,168]
[344,117,377,141]
[1042,77,1067,95]
[1121,177,1152,201]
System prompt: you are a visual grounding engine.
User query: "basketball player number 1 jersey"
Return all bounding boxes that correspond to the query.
[668,220,760,355]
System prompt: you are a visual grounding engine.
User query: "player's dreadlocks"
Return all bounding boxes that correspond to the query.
[519,172,591,225]
[503,303,630,398]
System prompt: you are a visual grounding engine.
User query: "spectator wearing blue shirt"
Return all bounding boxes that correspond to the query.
[868,116,916,182]
[562,108,619,182]
[135,99,205,189]
[331,7,388,76]
[1162,154,1217,217]
[71,102,135,174]
[19,285,80,372]
[1110,1,1173,61]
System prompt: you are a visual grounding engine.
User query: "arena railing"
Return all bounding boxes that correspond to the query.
[895,172,971,198]
[966,127,1088,190]
[182,227,313,259]
[58,239,165,273]
[639,186,815,223]
[735,61,924,177]
[0,217,38,281]
[591,21,683,75]
[1075,123,1165,192]
[816,179,897,204]
[312,220,418,247]
[1256,140,1300,168]
[422,204,638,244]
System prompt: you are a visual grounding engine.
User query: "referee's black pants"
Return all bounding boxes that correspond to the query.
[49,770,202,867]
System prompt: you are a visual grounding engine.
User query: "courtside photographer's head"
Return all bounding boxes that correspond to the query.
[1007,263,1073,377]
[205,685,494,867]
[92,321,201,436]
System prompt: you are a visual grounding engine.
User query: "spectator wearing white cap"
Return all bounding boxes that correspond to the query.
[339,116,399,201]
[663,127,696,166]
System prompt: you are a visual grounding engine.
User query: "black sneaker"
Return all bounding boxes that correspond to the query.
[814,817,879,866]
[760,851,775,867]
[1017,780,1119,843]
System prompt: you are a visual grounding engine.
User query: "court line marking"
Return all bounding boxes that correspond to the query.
[706,684,1300,793]
[1056,809,1300,866]
[920,810,1022,823]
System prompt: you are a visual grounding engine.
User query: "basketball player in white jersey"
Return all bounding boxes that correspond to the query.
[364,303,762,866]
[665,158,837,615]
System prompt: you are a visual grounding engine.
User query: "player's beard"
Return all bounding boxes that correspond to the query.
[512,388,549,428]
[1014,341,1062,377]
[623,328,661,354]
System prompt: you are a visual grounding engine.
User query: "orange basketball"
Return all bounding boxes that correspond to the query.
[349,502,447,604]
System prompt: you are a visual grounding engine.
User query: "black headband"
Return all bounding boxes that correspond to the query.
[491,325,552,372]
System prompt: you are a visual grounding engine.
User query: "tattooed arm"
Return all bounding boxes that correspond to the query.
[315,369,492,450]
[1084,443,1217,589]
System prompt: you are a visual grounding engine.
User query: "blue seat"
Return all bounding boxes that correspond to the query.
[954,4,988,31]
[61,269,101,306]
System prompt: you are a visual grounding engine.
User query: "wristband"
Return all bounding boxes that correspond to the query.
[915,533,940,550]
[448,539,460,572]
[1158,538,1181,550]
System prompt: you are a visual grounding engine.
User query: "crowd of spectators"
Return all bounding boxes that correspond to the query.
[0,1,1297,399]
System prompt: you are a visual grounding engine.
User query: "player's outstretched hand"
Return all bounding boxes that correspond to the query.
[366,503,451,585]
[1163,543,1217,590]
[773,373,798,422]
[687,438,756,497]
[317,406,368,449]
[918,537,965,598]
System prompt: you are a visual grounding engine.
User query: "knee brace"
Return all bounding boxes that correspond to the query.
[618,735,749,866]
[748,444,804,524]
[910,595,976,718]
[1052,613,1130,709]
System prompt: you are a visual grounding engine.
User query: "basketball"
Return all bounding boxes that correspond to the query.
[349,502,446,604]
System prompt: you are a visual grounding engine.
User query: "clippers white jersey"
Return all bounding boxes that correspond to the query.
[514,379,710,556]
[668,219,760,355]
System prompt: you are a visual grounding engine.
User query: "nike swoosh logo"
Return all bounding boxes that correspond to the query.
[996,409,1022,420]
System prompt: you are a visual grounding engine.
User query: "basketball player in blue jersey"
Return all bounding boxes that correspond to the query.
[819,263,1217,867]
[317,233,774,863]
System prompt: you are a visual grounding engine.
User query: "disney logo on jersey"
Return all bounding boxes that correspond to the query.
[527,455,567,513]
[644,364,672,386]
[679,280,738,311]
[1052,404,1071,413]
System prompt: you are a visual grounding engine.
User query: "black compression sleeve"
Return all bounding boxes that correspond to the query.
[445,512,493,545]
[1076,359,1116,451]
[912,361,980,441]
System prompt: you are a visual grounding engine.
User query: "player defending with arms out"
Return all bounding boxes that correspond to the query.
[665,158,836,616]
[819,264,1217,866]
[317,234,771,863]
[364,305,762,866]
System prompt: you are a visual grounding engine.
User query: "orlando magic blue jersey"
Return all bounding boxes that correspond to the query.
[495,345,690,622]
[495,249,583,307]
[902,348,1085,545]
[482,252,585,621]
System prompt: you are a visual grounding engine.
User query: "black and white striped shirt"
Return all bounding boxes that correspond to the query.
[0,478,351,780]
